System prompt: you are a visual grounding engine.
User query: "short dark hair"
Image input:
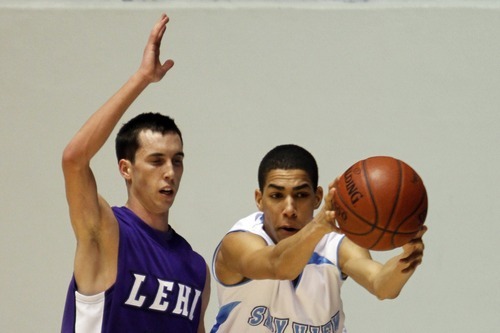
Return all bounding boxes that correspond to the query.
[115,112,182,163]
[258,144,318,191]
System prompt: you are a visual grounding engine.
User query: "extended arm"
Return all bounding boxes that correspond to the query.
[216,185,339,285]
[61,14,174,295]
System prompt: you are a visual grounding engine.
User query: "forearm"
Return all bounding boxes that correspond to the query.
[63,72,151,165]
[270,210,334,279]
[371,254,416,300]
[372,228,426,299]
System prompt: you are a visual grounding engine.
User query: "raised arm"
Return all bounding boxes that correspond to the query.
[339,226,427,300]
[61,14,174,295]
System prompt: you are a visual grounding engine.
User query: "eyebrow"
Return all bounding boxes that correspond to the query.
[147,152,185,158]
[266,183,311,191]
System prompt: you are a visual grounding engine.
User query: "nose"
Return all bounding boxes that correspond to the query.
[283,196,297,218]
[163,162,174,180]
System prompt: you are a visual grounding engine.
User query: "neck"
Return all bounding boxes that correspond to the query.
[125,202,170,232]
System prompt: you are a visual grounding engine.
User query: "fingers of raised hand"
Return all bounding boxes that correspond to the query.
[325,211,343,234]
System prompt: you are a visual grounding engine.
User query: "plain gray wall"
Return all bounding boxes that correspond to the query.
[1,1,499,332]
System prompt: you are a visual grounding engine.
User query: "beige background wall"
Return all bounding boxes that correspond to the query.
[1,1,499,332]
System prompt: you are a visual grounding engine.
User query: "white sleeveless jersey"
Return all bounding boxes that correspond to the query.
[211,212,348,333]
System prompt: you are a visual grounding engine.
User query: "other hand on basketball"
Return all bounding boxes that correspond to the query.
[399,225,427,273]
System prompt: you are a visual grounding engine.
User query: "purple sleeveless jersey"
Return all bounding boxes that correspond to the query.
[61,206,207,333]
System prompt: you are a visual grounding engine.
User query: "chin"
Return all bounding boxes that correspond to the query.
[278,230,298,241]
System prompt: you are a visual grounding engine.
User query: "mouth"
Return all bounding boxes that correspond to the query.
[279,226,299,233]
[159,188,174,196]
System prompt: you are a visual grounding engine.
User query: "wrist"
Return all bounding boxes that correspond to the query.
[131,70,153,88]
[310,210,334,234]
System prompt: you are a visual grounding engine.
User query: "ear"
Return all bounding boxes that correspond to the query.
[119,159,132,180]
[255,189,263,211]
[314,186,324,209]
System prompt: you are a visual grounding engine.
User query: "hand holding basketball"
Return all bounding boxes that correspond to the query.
[322,179,343,233]
[333,156,428,251]
[399,225,427,273]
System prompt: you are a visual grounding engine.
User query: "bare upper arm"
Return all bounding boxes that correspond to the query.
[62,154,119,295]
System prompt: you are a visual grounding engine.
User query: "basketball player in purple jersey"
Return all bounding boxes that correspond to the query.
[61,14,210,332]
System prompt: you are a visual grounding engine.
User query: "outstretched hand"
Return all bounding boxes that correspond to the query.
[138,13,175,83]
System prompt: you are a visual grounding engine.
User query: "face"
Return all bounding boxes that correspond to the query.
[255,169,323,244]
[120,130,184,216]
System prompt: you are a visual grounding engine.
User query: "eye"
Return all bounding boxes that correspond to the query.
[269,192,283,199]
[150,158,164,166]
[295,191,310,199]
[173,157,184,166]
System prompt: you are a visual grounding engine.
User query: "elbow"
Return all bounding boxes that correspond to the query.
[62,143,87,171]
[375,289,401,301]
[62,144,77,167]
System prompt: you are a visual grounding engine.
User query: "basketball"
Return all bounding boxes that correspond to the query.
[332,156,428,251]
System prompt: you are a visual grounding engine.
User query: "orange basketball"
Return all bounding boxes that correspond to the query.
[332,156,428,251]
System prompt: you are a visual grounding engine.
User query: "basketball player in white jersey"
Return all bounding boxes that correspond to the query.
[211,144,426,333]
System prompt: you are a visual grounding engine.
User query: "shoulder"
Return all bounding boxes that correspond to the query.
[111,206,134,222]
[317,232,346,252]
[227,212,274,245]
[230,212,264,232]
[170,228,207,264]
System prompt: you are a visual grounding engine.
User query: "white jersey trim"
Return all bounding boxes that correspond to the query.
[75,290,105,333]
